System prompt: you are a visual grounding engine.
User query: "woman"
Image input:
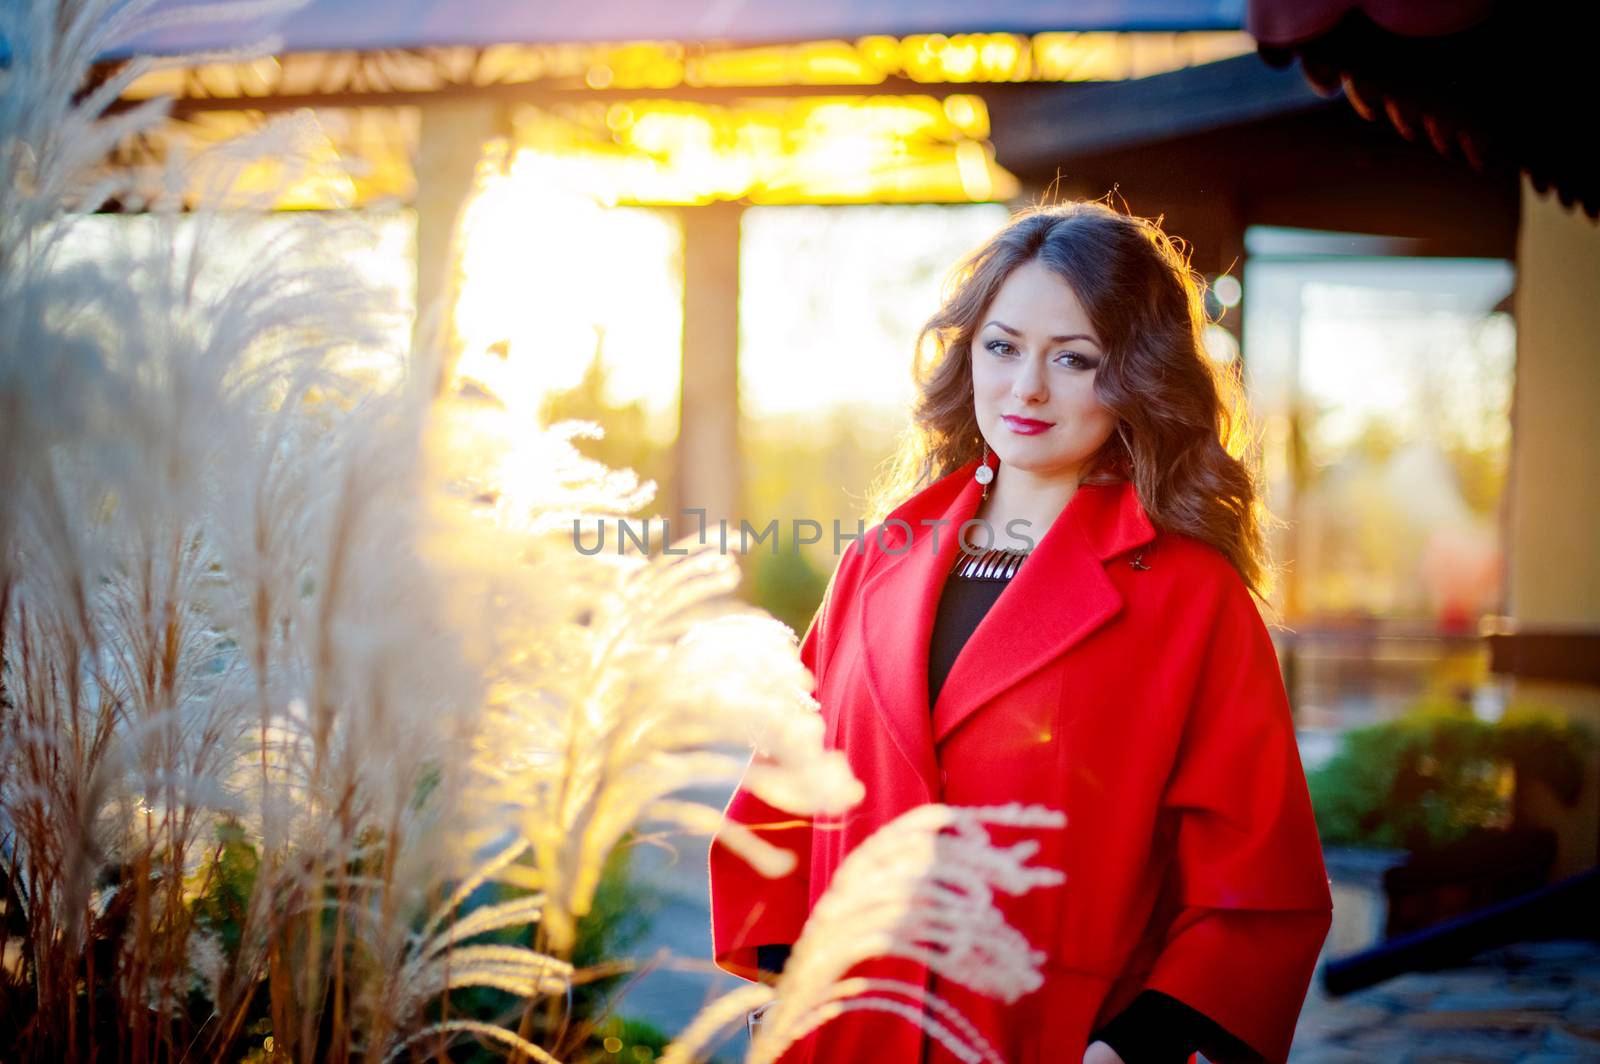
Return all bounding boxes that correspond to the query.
[708,200,1333,1064]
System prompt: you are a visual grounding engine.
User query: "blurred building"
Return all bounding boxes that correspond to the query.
[105,0,1598,879]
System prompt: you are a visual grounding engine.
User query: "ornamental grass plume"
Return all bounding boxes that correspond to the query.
[661,803,1067,1064]
[1,1,1070,1060]
[4,14,450,1064]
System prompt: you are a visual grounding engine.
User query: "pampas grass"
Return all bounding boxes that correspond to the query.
[661,804,1066,1064]
[0,2,1071,1060]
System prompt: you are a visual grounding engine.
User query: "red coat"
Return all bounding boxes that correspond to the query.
[709,458,1333,1064]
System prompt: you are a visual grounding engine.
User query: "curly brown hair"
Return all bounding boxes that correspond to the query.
[865,198,1276,599]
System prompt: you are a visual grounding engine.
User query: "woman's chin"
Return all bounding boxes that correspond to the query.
[994,451,1087,479]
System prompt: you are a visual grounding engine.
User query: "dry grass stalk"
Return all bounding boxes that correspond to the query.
[1,3,1069,1061]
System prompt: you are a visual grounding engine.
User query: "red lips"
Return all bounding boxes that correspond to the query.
[1002,414,1054,434]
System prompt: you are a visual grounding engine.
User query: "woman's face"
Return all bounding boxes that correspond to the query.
[970,258,1117,485]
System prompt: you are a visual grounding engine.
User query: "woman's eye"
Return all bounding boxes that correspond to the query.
[986,340,1016,356]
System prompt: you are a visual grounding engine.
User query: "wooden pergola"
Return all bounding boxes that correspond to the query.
[98,3,1284,522]
[95,0,1600,903]
[98,2,1543,612]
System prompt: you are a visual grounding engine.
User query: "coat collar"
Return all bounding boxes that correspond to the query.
[855,458,1157,798]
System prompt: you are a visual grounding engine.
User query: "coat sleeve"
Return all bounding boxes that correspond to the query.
[1139,574,1335,1064]
[707,606,823,983]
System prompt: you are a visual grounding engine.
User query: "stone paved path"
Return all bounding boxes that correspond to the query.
[614,783,745,1062]
[1288,938,1600,1063]
[614,781,1600,1063]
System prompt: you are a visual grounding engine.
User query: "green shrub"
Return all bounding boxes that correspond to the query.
[1308,700,1595,851]
[744,544,829,641]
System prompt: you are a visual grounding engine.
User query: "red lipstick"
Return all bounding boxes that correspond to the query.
[1002,414,1054,435]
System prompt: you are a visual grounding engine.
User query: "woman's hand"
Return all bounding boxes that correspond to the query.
[1083,1039,1127,1064]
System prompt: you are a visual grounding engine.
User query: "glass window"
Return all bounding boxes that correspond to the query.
[1243,227,1516,740]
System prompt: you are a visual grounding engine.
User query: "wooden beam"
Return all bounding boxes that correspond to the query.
[1487,630,1600,687]
[989,53,1330,172]
[674,201,745,537]
[1001,102,1520,260]
[118,74,1047,118]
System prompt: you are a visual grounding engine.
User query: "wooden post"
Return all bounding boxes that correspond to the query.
[674,201,745,540]
[412,98,506,381]
[1500,177,1600,878]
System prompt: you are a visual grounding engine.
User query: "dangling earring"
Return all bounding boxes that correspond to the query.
[975,440,994,499]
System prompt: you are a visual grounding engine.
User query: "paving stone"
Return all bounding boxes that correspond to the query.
[1403,1009,1565,1032]
[1563,1003,1600,1028]
[1443,970,1523,991]
[1501,941,1600,964]
[1286,1047,1370,1064]
[1367,971,1454,1008]
[1427,989,1574,1013]
[1339,1025,1430,1056]
[1398,1030,1544,1063]
[1568,965,1600,997]
[1505,970,1577,993]
[1293,1001,1395,1041]
[1541,1024,1600,1055]
[1404,1049,1531,1064]
[1296,941,1600,1063]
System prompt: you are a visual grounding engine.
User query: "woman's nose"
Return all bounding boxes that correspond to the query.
[1013,358,1048,402]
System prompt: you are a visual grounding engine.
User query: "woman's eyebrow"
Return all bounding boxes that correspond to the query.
[981,319,1101,347]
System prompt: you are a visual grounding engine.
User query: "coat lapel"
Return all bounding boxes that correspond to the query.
[933,477,1149,743]
[856,459,1159,788]
[855,467,971,796]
